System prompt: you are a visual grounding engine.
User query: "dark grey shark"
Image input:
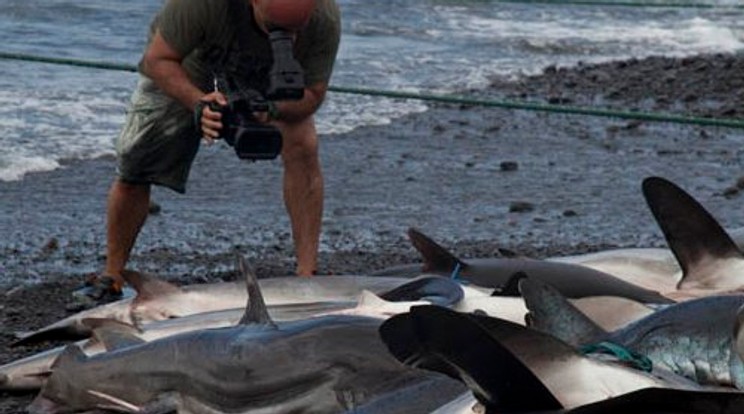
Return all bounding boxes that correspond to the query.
[520,276,744,389]
[28,256,464,414]
[383,228,672,303]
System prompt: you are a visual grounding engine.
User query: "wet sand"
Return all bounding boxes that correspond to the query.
[2,52,744,412]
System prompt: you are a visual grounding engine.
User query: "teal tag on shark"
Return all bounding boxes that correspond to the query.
[450,263,462,280]
[580,341,653,373]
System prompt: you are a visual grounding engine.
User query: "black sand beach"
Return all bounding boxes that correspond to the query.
[2,52,744,412]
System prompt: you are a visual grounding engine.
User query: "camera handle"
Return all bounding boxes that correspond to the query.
[194,100,230,141]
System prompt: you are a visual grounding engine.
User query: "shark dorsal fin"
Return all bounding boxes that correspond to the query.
[407,228,466,274]
[82,318,145,351]
[519,277,607,347]
[122,270,182,303]
[357,290,387,308]
[642,177,744,290]
[236,253,276,328]
[51,345,86,370]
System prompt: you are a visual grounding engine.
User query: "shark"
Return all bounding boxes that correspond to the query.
[547,176,744,300]
[1,301,355,392]
[27,255,466,414]
[519,276,744,389]
[2,275,465,392]
[381,227,672,304]
[547,247,681,293]
[379,177,744,301]
[13,272,454,346]
[379,305,744,413]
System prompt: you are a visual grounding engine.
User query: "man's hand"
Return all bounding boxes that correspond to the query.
[197,92,228,143]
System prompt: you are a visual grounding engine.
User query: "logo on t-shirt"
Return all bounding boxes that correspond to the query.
[202,39,272,96]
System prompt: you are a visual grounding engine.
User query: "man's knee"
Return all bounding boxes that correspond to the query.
[111,179,151,199]
[280,118,319,167]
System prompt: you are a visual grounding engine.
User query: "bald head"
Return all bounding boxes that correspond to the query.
[253,0,316,31]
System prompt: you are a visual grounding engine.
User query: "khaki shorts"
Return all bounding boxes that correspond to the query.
[116,76,200,193]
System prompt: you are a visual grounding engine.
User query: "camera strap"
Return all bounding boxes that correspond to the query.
[219,0,271,97]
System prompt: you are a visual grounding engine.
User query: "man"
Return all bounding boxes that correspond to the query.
[74,0,341,302]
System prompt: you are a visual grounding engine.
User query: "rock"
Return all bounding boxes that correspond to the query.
[500,161,519,172]
[149,200,162,215]
[509,201,534,213]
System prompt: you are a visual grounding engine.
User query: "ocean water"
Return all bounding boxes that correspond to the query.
[0,0,742,182]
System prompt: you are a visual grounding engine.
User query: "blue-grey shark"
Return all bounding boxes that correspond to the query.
[520,276,744,389]
[380,305,744,413]
[27,256,465,413]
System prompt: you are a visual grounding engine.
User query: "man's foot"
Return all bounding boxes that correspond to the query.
[69,275,123,310]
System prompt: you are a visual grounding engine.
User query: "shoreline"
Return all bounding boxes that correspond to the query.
[2,52,744,412]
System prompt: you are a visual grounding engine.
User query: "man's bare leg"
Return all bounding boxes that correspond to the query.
[281,117,323,276]
[104,180,151,288]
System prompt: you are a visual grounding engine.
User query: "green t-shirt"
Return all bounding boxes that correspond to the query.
[145,0,341,93]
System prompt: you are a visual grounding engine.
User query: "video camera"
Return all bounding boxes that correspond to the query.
[205,29,305,161]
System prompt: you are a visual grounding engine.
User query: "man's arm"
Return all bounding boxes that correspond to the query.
[141,29,211,110]
[273,81,328,124]
[141,29,226,139]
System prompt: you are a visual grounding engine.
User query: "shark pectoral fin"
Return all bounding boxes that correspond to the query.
[518,277,607,348]
[235,252,277,328]
[122,270,182,303]
[379,311,461,378]
[83,318,146,351]
[379,276,464,307]
[407,228,466,275]
[407,305,563,412]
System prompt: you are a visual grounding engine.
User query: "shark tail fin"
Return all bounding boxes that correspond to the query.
[407,228,466,274]
[642,177,743,290]
[82,318,146,352]
[381,305,563,412]
[235,252,276,328]
[519,277,607,347]
[12,326,85,347]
